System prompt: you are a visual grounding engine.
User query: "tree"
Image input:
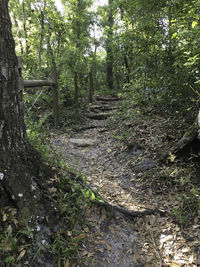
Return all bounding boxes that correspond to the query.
[0,0,57,224]
[63,0,93,102]
[105,0,114,91]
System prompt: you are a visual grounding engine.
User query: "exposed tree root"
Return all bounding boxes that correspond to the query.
[97,198,166,219]
[72,174,166,219]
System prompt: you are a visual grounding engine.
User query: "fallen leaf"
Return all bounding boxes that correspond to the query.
[74,233,86,240]
[67,231,72,236]
[49,187,57,193]
[64,260,70,267]
[17,249,26,262]
[83,227,90,233]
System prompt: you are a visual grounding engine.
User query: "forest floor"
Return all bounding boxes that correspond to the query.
[50,96,200,266]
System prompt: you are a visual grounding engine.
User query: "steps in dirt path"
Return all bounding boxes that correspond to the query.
[85,95,122,121]
[89,105,118,113]
[70,138,97,147]
[95,95,123,102]
[50,94,198,266]
[73,125,104,132]
[86,112,111,120]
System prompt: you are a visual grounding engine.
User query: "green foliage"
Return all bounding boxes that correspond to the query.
[25,114,51,161]
[0,123,94,265]
[172,187,200,225]
[9,0,200,106]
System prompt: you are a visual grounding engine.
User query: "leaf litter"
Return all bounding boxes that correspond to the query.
[50,97,200,266]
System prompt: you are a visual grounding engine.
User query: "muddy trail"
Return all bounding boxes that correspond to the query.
[51,96,198,266]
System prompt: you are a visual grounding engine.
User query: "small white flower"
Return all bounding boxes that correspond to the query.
[36,225,41,231]
[31,182,37,191]
[42,240,47,245]
[18,193,23,198]
[0,173,4,180]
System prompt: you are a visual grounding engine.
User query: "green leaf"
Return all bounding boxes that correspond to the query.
[83,189,90,198]
[90,192,95,201]
[3,213,7,222]
[7,225,13,238]
[192,21,198,28]
[172,32,178,39]
[169,152,176,162]
[5,256,15,263]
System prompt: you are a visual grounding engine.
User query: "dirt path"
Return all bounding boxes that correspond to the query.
[50,97,198,266]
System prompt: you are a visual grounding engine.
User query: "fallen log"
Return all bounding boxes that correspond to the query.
[163,109,200,159]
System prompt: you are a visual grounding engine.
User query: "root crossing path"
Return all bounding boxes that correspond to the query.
[51,96,196,266]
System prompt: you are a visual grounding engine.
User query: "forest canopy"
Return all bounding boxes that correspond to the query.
[9,0,200,106]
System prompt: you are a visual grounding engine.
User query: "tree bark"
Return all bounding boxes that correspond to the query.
[0,0,57,224]
[106,0,114,91]
[38,1,46,70]
[74,71,79,103]
[89,71,94,103]
[47,32,59,126]
[51,62,59,127]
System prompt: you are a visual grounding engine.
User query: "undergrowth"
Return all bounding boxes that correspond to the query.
[108,92,200,226]
[0,115,92,266]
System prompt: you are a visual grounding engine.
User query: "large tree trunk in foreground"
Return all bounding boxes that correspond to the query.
[0,0,57,224]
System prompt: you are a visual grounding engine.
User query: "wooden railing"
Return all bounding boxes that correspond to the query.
[18,57,59,126]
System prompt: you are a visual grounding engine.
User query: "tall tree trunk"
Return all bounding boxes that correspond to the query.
[38,1,46,71]
[0,0,57,224]
[74,71,79,103]
[106,0,114,91]
[89,71,94,102]
[47,33,59,126]
[51,62,59,127]
[124,54,130,83]
[21,0,29,57]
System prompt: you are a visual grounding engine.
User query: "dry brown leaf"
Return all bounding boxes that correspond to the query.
[17,249,26,262]
[49,187,57,193]
[106,243,112,250]
[96,247,104,253]
[74,233,86,240]
[64,260,70,267]
[82,250,89,256]
[83,226,90,233]
[87,252,94,257]
[182,247,190,253]
[67,231,72,236]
